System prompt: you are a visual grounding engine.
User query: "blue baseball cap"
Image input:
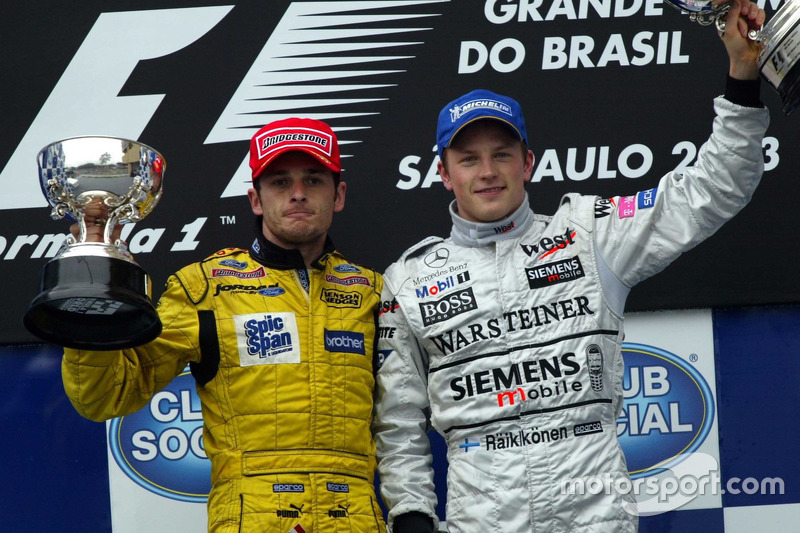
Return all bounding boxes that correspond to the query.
[436,89,528,159]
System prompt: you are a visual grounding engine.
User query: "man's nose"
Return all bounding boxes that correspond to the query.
[290,181,308,201]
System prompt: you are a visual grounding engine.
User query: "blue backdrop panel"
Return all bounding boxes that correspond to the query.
[714,305,800,509]
[0,345,111,533]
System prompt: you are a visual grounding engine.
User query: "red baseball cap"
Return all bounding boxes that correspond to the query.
[249,117,341,180]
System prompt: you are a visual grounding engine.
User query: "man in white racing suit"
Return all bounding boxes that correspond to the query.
[372,1,769,531]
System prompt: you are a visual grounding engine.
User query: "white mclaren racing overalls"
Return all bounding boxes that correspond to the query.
[373,96,769,533]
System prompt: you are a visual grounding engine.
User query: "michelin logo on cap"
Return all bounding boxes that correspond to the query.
[449,98,513,122]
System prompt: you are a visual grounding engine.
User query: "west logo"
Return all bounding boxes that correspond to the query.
[419,288,477,327]
[520,228,576,259]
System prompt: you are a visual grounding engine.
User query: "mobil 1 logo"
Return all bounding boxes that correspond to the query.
[419,288,477,327]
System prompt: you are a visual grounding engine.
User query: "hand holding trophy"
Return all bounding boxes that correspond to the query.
[23,136,164,349]
[665,0,800,115]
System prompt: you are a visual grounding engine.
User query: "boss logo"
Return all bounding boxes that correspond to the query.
[419,288,477,326]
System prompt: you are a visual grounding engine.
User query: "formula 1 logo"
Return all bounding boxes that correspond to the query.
[108,368,210,503]
[617,343,715,479]
[0,2,448,210]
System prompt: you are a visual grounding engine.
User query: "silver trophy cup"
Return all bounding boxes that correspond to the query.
[23,136,164,349]
[665,0,800,115]
[758,0,800,114]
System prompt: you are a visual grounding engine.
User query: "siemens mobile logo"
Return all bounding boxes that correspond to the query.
[109,368,209,503]
[616,343,715,479]
[526,257,585,289]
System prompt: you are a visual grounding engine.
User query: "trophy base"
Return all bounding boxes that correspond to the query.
[23,255,162,350]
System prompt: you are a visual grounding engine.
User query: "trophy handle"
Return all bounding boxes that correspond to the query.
[714,11,763,40]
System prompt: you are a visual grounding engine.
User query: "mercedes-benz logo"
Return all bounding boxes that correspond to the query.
[424,248,450,268]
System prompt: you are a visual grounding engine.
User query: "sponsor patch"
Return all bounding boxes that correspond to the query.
[320,288,362,308]
[259,285,285,297]
[324,329,366,355]
[325,274,370,287]
[494,221,515,234]
[419,287,477,327]
[219,259,247,269]
[637,187,657,209]
[594,198,616,219]
[326,482,350,493]
[520,228,577,260]
[619,195,636,218]
[424,247,450,268]
[273,483,305,493]
[415,271,470,299]
[450,98,512,122]
[211,266,266,279]
[333,264,362,273]
[235,312,301,365]
[379,299,400,316]
[574,421,604,436]
[256,126,333,160]
[525,257,585,289]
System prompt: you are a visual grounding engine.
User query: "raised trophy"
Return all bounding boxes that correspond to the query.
[665,0,800,115]
[23,136,164,350]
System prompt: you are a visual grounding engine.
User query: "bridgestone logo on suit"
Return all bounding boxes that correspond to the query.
[419,288,477,326]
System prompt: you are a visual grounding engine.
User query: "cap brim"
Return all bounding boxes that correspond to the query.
[252,147,341,180]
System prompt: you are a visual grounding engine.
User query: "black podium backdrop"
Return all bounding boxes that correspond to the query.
[1,0,797,344]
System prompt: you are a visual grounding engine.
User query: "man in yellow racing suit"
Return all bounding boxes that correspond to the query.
[61,117,387,533]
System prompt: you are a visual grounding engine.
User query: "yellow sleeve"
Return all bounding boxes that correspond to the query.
[62,274,202,421]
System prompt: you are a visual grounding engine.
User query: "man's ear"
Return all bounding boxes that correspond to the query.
[247,187,263,216]
[438,159,453,192]
[333,180,346,213]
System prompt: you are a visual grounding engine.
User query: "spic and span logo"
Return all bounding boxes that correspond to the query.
[109,369,209,503]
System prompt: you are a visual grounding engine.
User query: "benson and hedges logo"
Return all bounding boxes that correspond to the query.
[617,343,715,479]
[108,368,210,503]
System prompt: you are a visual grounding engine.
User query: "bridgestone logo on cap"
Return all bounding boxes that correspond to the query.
[256,127,333,159]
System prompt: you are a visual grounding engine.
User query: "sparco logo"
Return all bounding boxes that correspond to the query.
[526,257,585,289]
[419,288,477,327]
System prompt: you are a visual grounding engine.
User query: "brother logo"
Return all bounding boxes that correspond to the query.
[324,330,366,355]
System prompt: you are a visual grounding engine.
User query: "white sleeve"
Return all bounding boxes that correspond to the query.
[594,97,769,289]
[372,276,439,531]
